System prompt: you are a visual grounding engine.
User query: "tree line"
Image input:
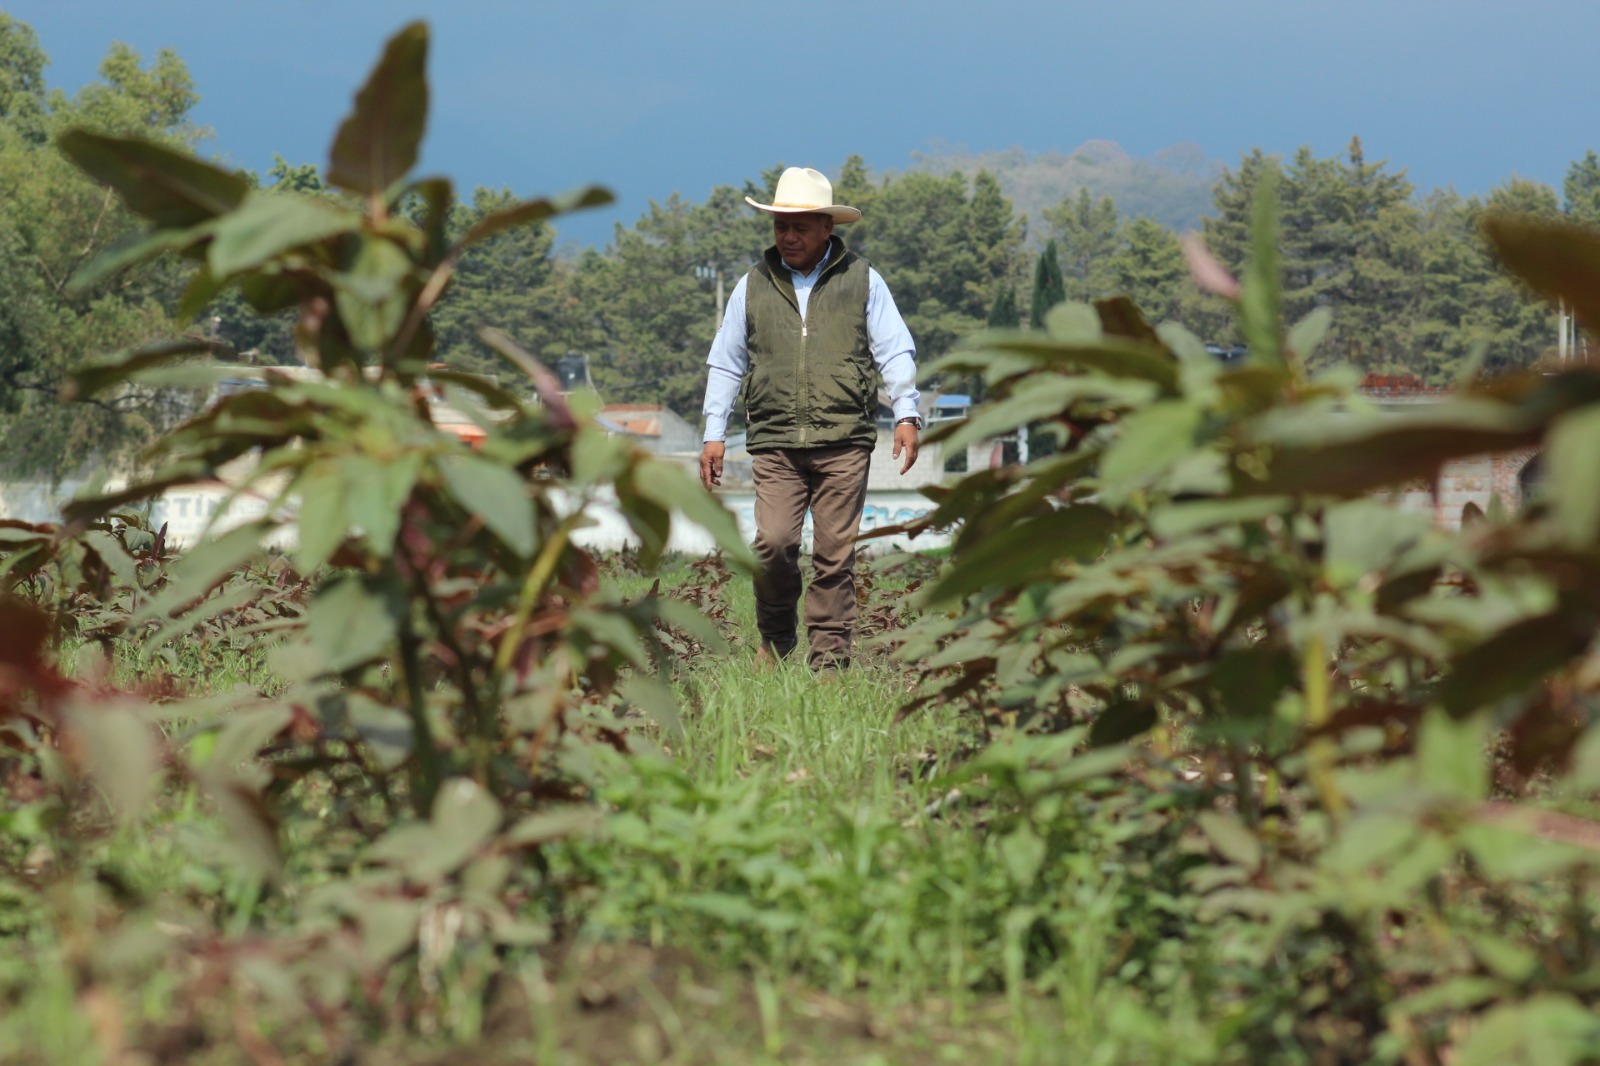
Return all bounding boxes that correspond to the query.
[216,140,1600,419]
[2,12,1596,481]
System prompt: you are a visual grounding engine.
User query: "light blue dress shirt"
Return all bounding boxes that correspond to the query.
[701,240,921,443]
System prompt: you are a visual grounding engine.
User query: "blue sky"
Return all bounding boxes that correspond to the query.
[10,0,1600,248]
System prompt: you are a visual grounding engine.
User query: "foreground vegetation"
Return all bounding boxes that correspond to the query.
[3,578,1153,1064]
[13,17,1600,1066]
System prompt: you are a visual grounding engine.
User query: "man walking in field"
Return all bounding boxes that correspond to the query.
[699,166,922,670]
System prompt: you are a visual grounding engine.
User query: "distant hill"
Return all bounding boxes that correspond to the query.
[905,139,1224,240]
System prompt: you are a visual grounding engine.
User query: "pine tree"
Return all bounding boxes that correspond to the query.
[1030,240,1066,329]
[1106,217,1186,323]
[832,154,879,260]
[863,170,989,358]
[1319,136,1422,372]
[1414,188,1490,381]
[430,187,563,378]
[1564,150,1600,227]
[966,169,1024,319]
[1044,187,1121,302]
[1202,149,1278,276]
[1473,178,1563,375]
[580,191,757,415]
[987,284,1020,328]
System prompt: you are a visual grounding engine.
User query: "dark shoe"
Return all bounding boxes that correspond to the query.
[758,637,796,660]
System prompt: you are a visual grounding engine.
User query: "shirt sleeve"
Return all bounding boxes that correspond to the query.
[701,275,750,442]
[867,268,921,423]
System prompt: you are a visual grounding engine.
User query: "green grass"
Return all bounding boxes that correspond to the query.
[0,556,1226,1065]
[538,560,1223,1064]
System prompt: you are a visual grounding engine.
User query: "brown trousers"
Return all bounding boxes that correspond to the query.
[750,445,872,670]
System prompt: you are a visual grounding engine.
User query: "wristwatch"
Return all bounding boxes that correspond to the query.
[896,416,922,430]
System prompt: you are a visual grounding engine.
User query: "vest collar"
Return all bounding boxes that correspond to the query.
[761,236,852,298]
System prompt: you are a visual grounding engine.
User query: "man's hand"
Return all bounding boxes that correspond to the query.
[699,440,726,490]
[893,422,919,475]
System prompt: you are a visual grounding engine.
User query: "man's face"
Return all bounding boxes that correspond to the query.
[773,214,834,273]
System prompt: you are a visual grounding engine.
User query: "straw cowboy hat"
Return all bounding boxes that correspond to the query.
[745,167,862,224]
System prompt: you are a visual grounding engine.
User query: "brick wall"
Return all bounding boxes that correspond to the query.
[1359,375,1541,528]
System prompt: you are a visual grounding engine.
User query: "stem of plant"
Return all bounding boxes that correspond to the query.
[493,514,578,682]
[397,622,442,816]
[1227,742,1257,824]
[1303,632,1347,824]
[408,563,494,792]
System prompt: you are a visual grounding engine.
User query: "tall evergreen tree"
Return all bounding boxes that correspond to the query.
[1278,144,1345,311]
[1106,217,1186,323]
[1030,240,1066,329]
[1201,140,1424,370]
[1472,178,1563,375]
[1318,137,1422,371]
[987,284,1020,328]
[1203,148,1279,276]
[1044,187,1121,302]
[1414,179,1560,381]
[1564,150,1600,227]
[864,170,987,358]
[831,154,879,261]
[430,187,564,378]
[1414,188,1493,381]
[579,189,767,416]
[965,169,1024,319]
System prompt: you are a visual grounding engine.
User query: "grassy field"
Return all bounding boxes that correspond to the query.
[436,559,1217,1064]
[0,557,1222,1065]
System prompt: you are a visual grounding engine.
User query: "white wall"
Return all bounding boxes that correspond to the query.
[1,479,947,557]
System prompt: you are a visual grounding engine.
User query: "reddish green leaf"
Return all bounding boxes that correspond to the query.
[1239,171,1284,369]
[631,459,754,567]
[503,807,604,846]
[65,338,220,401]
[402,176,454,264]
[203,775,284,881]
[332,234,418,352]
[438,453,535,556]
[1088,699,1157,747]
[70,224,211,295]
[1436,605,1596,718]
[1093,295,1162,345]
[973,335,1180,393]
[359,897,423,965]
[308,573,403,672]
[292,468,346,575]
[457,185,615,249]
[208,191,360,277]
[327,21,430,196]
[1196,811,1262,870]
[1099,400,1205,499]
[1417,709,1490,800]
[56,129,249,227]
[1239,401,1539,497]
[926,504,1116,605]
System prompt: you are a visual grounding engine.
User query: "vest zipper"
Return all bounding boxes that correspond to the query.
[798,315,809,444]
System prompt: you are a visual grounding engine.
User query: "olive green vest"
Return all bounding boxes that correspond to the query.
[742,237,877,451]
